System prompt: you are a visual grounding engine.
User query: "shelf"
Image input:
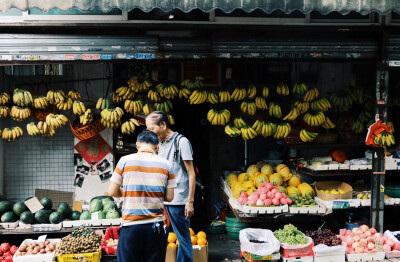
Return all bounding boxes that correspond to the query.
[298,167,371,176]
[0,226,109,235]
[282,143,366,148]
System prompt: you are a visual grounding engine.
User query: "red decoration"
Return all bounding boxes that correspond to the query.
[366,120,393,147]
[74,134,111,164]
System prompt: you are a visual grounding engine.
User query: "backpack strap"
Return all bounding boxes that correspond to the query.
[173,133,184,163]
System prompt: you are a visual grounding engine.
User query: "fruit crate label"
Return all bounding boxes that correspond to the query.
[375,240,383,252]
[24,197,44,213]
[38,235,47,243]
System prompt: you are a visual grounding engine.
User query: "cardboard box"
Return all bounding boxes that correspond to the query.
[315,181,353,201]
[240,250,280,262]
[35,189,74,208]
[281,256,313,262]
[165,246,177,262]
[193,244,208,262]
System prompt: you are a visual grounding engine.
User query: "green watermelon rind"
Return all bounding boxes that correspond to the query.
[34,209,53,224]
[20,211,34,224]
[80,211,91,220]
[13,202,28,217]
[89,199,103,213]
[56,202,72,219]
[71,211,81,221]
[0,201,12,216]
[49,212,64,224]
[39,197,53,210]
[1,211,17,223]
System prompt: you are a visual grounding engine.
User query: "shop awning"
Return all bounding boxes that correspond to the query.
[1,0,399,15]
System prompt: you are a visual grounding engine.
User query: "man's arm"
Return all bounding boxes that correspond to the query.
[165,188,174,202]
[108,181,123,198]
[183,160,196,219]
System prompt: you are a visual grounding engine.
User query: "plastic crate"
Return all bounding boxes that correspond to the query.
[101,227,120,255]
[281,239,314,258]
[57,250,101,262]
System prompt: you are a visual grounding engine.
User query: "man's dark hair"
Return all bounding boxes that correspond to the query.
[137,130,159,145]
[146,111,171,129]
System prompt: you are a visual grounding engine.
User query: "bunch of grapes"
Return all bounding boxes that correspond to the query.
[274,224,308,245]
[306,228,342,246]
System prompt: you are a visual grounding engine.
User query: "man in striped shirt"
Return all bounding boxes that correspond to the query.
[108,129,176,262]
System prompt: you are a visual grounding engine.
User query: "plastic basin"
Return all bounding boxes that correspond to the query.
[225,227,241,240]
[386,186,400,198]
[225,213,249,228]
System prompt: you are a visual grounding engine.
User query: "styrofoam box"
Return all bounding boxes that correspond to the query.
[346,252,385,261]
[242,204,289,214]
[289,205,327,214]
[394,198,400,205]
[62,220,92,228]
[386,163,400,170]
[282,256,313,262]
[360,199,371,206]
[31,223,62,232]
[338,163,350,170]
[327,164,340,170]
[13,238,60,262]
[385,198,396,205]
[18,221,32,229]
[310,165,329,171]
[350,165,369,170]
[315,197,361,209]
[0,220,19,229]
[314,254,345,262]
[386,250,400,258]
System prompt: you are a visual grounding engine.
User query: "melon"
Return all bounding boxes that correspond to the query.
[269,173,283,186]
[256,161,267,170]
[233,185,247,198]
[261,164,274,176]
[250,172,260,182]
[288,174,301,187]
[242,181,255,189]
[226,173,238,187]
[238,173,251,183]
[247,188,257,196]
[254,174,269,188]
[246,165,259,177]
[276,164,291,179]
[277,186,287,194]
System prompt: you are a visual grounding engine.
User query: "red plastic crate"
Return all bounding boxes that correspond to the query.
[101,227,120,255]
[281,242,314,258]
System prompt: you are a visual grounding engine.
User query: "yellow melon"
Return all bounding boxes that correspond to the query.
[250,172,261,182]
[288,174,301,187]
[254,174,269,188]
[247,187,257,195]
[246,165,259,177]
[242,181,255,189]
[238,173,250,183]
[226,173,238,187]
[261,164,274,176]
[269,173,283,186]
[232,185,247,198]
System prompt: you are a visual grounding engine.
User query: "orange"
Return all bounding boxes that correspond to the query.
[167,243,177,248]
[176,240,179,245]
[197,231,206,239]
[199,244,206,248]
[168,232,177,243]
[189,228,195,236]
[191,236,197,245]
[197,237,207,246]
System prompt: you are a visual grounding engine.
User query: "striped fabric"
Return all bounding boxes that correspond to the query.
[111,152,176,225]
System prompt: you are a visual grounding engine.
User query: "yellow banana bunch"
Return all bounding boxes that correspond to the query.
[240,101,257,116]
[10,106,31,121]
[13,89,33,107]
[299,129,318,142]
[33,96,49,110]
[273,122,291,139]
[37,121,57,137]
[303,112,326,127]
[0,93,11,105]
[128,77,152,92]
[218,90,231,103]
[181,77,204,89]
[329,92,354,112]
[262,86,269,98]
[168,114,175,125]
[179,88,191,99]
[276,84,289,96]
[57,97,73,111]
[2,127,23,142]
[101,107,124,128]
[189,90,207,104]
[261,122,277,137]
[206,92,219,104]
[252,120,265,134]
[68,90,82,100]
[241,126,257,140]
[46,90,67,105]
[294,101,309,114]
[157,84,179,99]
[293,83,308,95]
[124,99,144,115]
[231,87,247,101]
[303,88,319,102]
[26,122,41,136]
[96,97,110,110]
[207,109,231,126]
[143,104,154,116]
[0,106,10,118]
[247,85,257,99]
[79,109,94,125]
[154,100,173,113]
[46,113,68,129]
[374,131,395,148]
[269,102,282,118]
[148,89,161,102]
[121,118,141,134]
[283,107,300,121]
[73,100,86,116]
[310,98,331,111]
[224,124,241,137]
[322,117,336,129]
[255,97,268,110]
[111,86,135,104]
[233,116,247,129]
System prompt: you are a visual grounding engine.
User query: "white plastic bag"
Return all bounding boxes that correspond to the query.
[313,243,347,255]
[239,228,280,256]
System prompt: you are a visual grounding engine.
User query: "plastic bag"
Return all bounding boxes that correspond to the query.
[313,243,347,255]
[280,236,313,249]
[239,228,280,256]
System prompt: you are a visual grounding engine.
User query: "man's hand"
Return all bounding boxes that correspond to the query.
[185,201,194,219]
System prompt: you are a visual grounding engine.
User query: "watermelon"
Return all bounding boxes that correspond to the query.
[106,209,120,219]
[90,196,113,203]
[49,212,64,224]
[56,202,72,219]
[98,211,106,219]
[80,211,91,220]
[0,201,12,215]
[103,202,117,213]
[1,211,17,223]
[40,197,53,210]
[13,202,28,217]
[71,211,81,221]
[101,198,112,206]
[35,209,53,224]
[20,211,34,224]
[89,199,103,213]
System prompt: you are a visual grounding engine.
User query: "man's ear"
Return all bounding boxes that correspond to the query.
[136,142,140,150]
[155,144,159,153]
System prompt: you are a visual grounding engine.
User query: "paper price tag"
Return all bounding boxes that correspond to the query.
[91,212,99,220]
[24,197,44,213]
[375,239,383,252]
[225,68,232,79]
[38,235,47,243]
[152,70,158,81]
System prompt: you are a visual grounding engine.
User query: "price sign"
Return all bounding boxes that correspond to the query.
[375,239,383,252]
[38,235,47,243]
[24,197,44,213]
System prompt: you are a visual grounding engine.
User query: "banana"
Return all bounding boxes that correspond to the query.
[0,106,10,118]
[276,84,289,96]
[255,97,268,110]
[322,117,336,129]
[0,93,11,105]
[96,97,104,110]
[143,104,154,116]
[262,87,269,98]
[206,92,219,104]
[218,90,231,103]
[10,106,31,121]
[68,90,82,100]
[247,85,257,99]
[224,124,241,137]
[179,88,191,99]
[13,89,33,107]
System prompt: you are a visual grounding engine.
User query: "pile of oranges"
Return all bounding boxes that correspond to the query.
[167,228,208,248]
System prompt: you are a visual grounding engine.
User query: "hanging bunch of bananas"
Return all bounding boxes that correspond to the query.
[68,90,82,101]
[157,84,179,99]
[233,116,247,129]
[299,129,318,142]
[73,100,86,116]
[26,122,41,136]
[121,118,140,135]
[101,107,124,128]
[276,84,289,96]
[349,86,365,105]
[181,76,204,89]
[0,93,10,105]
[224,124,242,137]
[148,89,161,102]
[206,91,219,104]
[273,122,291,139]
[303,87,319,102]
[124,99,144,115]
[262,122,277,137]
[46,90,67,105]
[293,83,308,95]
[143,104,154,116]
[358,110,372,123]
[388,121,395,133]
[294,101,309,114]
[79,109,93,125]
[240,101,257,116]
[128,77,152,92]
[154,100,173,113]
[111,86,135,104]
[0,106,10,118]
[2,127,23,142]
[56,98,73,111]
[374,131,395,148]
[262,86,269,98]
[168,114,175,125]
[189,90,207,104]
[322,117,336,129]
[247,85,257,99]
[231,87,247,101]
[283,107,300,121]
[96,97,110,110]
[310,98,331,111]
[33,96,49,110]
[179,88,191,99]
[329,90,355,112]
[46,114,68,129]
[252,120,265,134]
[255,97,268,110]
[351,120,364,134]
[269,102,282,118]
[218,90,231,103]
[303,112,326,127]
[207,109,231,125]
[13,89,33,107]
[10,106,31,121]
[37,121,57,137]
[241,126,258,140]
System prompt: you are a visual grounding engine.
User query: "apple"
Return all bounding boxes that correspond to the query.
[353,235,361,242]
[360,233,367,239]
[360,225,369,232]
[369,228,377,235]
[386,239,395,248]
[352,228,359,233]
[393,242,400,250]
[261,187,269,194]
[346,230,352,235]
[264,199,272,206]
[352,242,360,249]
[355,246,364,253]
[260,193,267,200]
[360,239,368,245]
[367,243,375,250]
[240,192,248,198]
[256,199,264,206]
[375,233,383,238]
[340,229,347,236]
[364,231,372,237]
[383,244,391,252]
